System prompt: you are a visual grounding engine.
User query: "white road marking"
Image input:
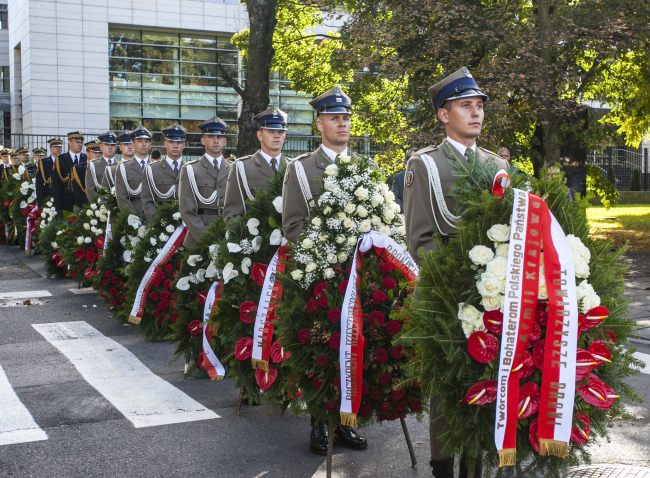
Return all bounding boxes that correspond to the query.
[632,351,650,374]
[0,365,48,446]
[33,321,220,428]
[0,290,52,300]
[68,287,96,295]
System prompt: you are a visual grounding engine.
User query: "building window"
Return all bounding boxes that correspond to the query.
[1,66,9,92]
[109,27,314,135]
[0,5,7,30]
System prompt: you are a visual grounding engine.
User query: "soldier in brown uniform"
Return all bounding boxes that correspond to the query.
[142,123,185,223]
[223,107,288,223]
[86,132,118,202]
[282,86,369,455]
[118,130,135,162]
[114,127,151,220]
[403,67,508,478]
[178,116,232,248]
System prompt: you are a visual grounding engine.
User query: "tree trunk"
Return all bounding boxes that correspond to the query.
[236,0,278,157]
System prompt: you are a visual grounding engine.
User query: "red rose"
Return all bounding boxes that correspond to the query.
[381,277,398,290]
[369,310,385,327]
[317,293,328,308]
[239,301,257,324]
[327,333,341,350]
[164,264,173,273]
[187,320,202,336]
[74,248,86,260]
[163,279,173,289]
[85,249,98,263]
[390,345,405,360]
[570,413,590,445]
[369,387,383,401]
[161,290,169,301]
[251,263,268,287]
[395,401,407,414]
[311,377,323,389]
[407,398,423,413]
[385,320,401,335]
[372,347,389,363]
[359,405,373,418]
[390,389,407,401]
[101,278,108,286]
[315,353,329,368]
[483,310,503,335]
[234,337,253,361]
[313,281,328,297]
[372,290,388,303]
[338,280,349,294]
[255,368,278,391]
[109,287,117,296]
[111,276,119,285]
[305,298,319,314]
[104,270,112,278]
[378,261,395,275]
[379,373,393,385]
[169,311,179,323]
[149,291,159,301]
[327,308,341,324]
[297,328,311,344]
[379,401,392,417]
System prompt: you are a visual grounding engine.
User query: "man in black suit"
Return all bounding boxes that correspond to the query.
[52,131,86,212]
[35,138,63,207]
[70,140,98,208]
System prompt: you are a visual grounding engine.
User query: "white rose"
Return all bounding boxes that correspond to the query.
[247,218,260,236]
[76,237,84,245]
[355,186,369,200]
[86,209,93,217]
[323,206,332,215]
[84,237,91,244]
[205,261,219,279]
[222,262,239,284]
[574,255,590,279]
[487,224,510,243]
[370,215,381,226]
[291,269,304,281]
[150,237,157,246]
[337,212,347,220]
[130,237,140,248]
[495,243,509,258]
[338,154,351,164]
[327,253,337,264]
[90,203,98,210]
[176,276,191,291]
[159,233,169,242]
[123,250,133,263]
[324,164,338,176]
[337,252,348,263]
[241,257,252,274]
[370,193,384,207]
[272,196,283,213]
[90,219,98,226]
[83,223,90,230]
[581,292,601,314]
[187,255,203,267]
[356,205,368,218]
[468,245,495,266]
[269,229,282,245]
[305,262,317,273]
[481,295,503,311]
[344,203,356,214]
[347,236,357,246]
[342,218,354,231]
[383,209,396,223]
[96,228,103,235]
[485,256,507,280]
[461,318,486,339]
[311,217,322,227]
[302,238,314,249]
[172,212,181,220]
[476,272,501,297]
[324,268,335,279]
[567,234,591,262]
[166,224,175,234]
[138,226,147,238]
[335,235,345,244]
[378,225,391,236]
[227,242,242,253]
[359,219,371,233]
[50,241,58,249]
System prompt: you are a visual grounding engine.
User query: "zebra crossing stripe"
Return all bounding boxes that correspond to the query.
[33,321,220,428]
[0,290,52,300]
[0,365,48,446]
[633,351,650,374]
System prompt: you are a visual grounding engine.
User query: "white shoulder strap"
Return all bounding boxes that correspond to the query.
[89,161,100,189]
[293,160,315,210]
[236,161,255,201]
[105,164,115,188]
[186,163,218,205]
[119,162,142,196]
[420,153,460,233]
[145,163,176,199]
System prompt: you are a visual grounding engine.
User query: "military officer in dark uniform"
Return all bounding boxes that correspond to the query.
[178,116,231,248]
[69,140,97,208]
[223,107,287,223]
[282,86,369,455]
[35,138,62,207]
[52,132,86,212]
[142,123,185,223]
[86,132,118,202]
[403,67,508,478]
[113,126,151,220]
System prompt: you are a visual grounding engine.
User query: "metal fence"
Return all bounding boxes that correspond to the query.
[587,146,649,191]
[9,132,383,161]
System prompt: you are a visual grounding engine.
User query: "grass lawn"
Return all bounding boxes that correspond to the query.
[587,204,650,252]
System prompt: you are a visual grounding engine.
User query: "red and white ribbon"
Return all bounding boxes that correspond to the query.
[494,189,577,466]
[103,211,112,251]
[128,223,188,324]
[339,231,419,427]
[202,281,226,380]
[23,205,40,255]
[491,169,510,198]
[251,244,288,371]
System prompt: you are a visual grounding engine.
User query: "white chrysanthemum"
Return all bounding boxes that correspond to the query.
[50,241,58,249]
[469,245,494,266]
[138,226,147,238]
[581,292,601,314]
[158,233,169,242]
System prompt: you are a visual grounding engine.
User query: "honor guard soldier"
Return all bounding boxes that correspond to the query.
[113,126,152,220]
[403,67,507,478]
[282,86,369,456]
[101,130,130,191]
[223,107,288,223]
[118,130,135,162]
[1,148,13,182]
[52,131,87,212]
[35,138,62,207]
[142,123,185,223]
[86,131,118,202]
[179,116,231,248]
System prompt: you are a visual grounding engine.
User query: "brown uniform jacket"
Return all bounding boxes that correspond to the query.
[142,157,181,224]
[101,161,120,191]
[115,157,148,220]
[223,150,283,223]
[85,157,113,203]
[178,155,231,248]
[404,139,508,262]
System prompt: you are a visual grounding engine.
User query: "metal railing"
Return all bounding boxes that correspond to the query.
[587,146,648,191]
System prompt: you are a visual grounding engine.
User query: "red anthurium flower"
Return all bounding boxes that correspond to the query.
[186,320,202,336]
[588,340,612,365]
[197,351,208,370]
[518,381,540,419]
[270,340,290,363]
[255,367,278,391]
[83,267,95,281]
[528,321,541,343]
[483,310,503,335]
[74,248,86,260]
[528,418,540,453]
[93,236,104,250]
[578,313,587,333]
[575,348,599,381]
[532,341,545,371]
[197,290,208,306]
[582,306,609,332]
[534,301,548,327]
[234,337,253,361]
[463,380,497,406]
[516,350,535,379]
[250,263,268,287]
[604,330,617,344]
[239,301,257,324]
[577,374,619,410]
[467,331,498,364]
[570,413,591,445]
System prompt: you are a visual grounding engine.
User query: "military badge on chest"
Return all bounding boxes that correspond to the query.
[405,170,414,187]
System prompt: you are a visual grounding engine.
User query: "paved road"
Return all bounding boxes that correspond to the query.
[0,246,648,478]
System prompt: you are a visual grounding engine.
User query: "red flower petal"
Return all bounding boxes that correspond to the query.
[534,301,548,327]
[483,310,503,335]
[234,337,253,361]
[313,281,328,297]
[570,413,590,445]
[250,263,268,287]
[518,395,539,419]
[186,320,202,336]
[583,306,609,331]
[575,348,599,381]
[588,340,612,365]
[467,331,498,364]
[529,418,540,453]
[532,341,545,371]
[239,301,257,324]
[93,236,105,250]
[577,374,619,410]
[463,380,497,406]
[255,367,278,391]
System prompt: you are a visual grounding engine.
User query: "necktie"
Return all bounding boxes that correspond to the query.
[73,155,78,165]
[140,160,145,169]
[271,157,278,172]
[214,159,220,173]
[465,148,476,162]
[173,161,178,174]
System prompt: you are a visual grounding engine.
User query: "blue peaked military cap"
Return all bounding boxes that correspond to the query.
[309,86,352,114]
[163,123,187,141]
[199,116,228,136]
[428,67,488,110]
[97,131,118,145]
[117,130,133,143]
[130,126,151,140]
[253,107,288,130]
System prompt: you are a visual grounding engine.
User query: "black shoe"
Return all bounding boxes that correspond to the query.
[430,458,454,478]
[309,423,328,455]
[334,426,368,450]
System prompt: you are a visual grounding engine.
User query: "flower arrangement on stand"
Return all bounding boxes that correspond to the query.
[8,177,38,251]
[37,198,68,277]
[0,165,27,244]
[276,154,422,428]
[400,159,641,476]
[125,201,185,340]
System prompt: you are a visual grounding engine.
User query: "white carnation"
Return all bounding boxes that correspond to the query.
[90,219,98,226]
[469,245,495,266]
[138,226,147,238]
[50,241,58,249]
[581,292,601,314]
[159,233,169,242]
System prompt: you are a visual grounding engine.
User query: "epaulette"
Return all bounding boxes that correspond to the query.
[234,154,252,162]
[186,158,200,164]
[291,152,311,162]
[479,146,501,158]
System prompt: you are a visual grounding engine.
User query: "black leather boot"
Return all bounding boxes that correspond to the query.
[334,426,368,450]
[309,418,328,455]
[430,458,454,478]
